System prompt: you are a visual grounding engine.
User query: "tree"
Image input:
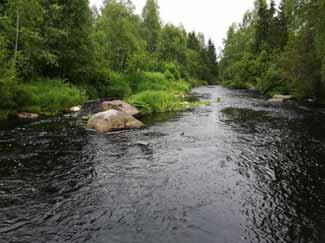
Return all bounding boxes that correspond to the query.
[158,24,187,66]
[3,0,43,78]
[254,0,270,52]
[40,0,95,82]
[142,0,161,53]
[205,39,219,83]
[94,0,145,72]
[0,36,16,109]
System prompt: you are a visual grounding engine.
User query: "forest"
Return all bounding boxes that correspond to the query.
[0,0,218,118]
[219,0,325,103]
[1,0,324,119]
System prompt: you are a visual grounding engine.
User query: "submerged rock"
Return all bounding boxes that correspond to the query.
[101,100,139,116]
[87,110,144,133]
[17,112,39,120]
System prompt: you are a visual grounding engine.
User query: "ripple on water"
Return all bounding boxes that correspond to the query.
[0,86,324,243]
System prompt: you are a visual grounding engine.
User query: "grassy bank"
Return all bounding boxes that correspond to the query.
[0,72,209,120]
[0,80,86,119]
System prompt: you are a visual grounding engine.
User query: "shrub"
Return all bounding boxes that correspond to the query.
[106,72,132,98]
[162,62,181,80]
[128,72,170,93]
[168,80,191,93]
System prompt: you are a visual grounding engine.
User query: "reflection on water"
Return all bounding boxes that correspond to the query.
[0,86,324,243]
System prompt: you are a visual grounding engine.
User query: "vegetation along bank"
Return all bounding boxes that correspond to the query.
[0,0,218,119]
[218,0,325,104]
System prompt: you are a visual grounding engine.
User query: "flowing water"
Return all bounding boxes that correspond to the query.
[0,86,324,243]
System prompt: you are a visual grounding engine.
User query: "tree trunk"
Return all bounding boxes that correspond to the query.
[14,10,20,58]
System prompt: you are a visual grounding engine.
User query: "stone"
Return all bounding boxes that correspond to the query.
[101,100,139,116]
[70,106,81,112]
[87,110,144,133]
[17,112,39,120]
[268,94,294,103]
[272,94,294,101]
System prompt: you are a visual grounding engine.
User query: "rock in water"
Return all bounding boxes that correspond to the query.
[17,112,39,120]
[87,110,144,133]
[101,100,139,116]
[268,94,294,103]
[70,106,81,112]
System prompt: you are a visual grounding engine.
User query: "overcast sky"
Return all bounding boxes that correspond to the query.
[89,0,269,50]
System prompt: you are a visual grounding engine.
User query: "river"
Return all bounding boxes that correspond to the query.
[0,86,324,243]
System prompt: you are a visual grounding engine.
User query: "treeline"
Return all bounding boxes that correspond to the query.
[219,0,325,103]
[0,0,218,117]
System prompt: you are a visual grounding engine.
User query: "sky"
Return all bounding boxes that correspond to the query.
[89,0,265,50]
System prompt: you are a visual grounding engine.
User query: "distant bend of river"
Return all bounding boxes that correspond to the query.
[0,86,324,243]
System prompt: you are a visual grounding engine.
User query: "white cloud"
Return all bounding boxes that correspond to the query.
[89,0,276,50]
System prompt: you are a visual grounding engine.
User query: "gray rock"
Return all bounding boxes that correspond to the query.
[87,110,144,133]
[17,112,39,120]
[101,100,139,116]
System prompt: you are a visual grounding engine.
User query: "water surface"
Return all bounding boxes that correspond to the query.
[0,86,324,243]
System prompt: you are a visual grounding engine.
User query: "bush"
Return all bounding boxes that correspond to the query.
[128,72,170,93]
[106,72,132,98]
[168,80,191,93]
[14,79,86,113]
[0,37,16,110]
[162,62,181,80]
[0,68,16,109]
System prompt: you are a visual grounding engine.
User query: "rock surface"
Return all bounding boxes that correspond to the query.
[87,110,144,133]
[17,112,39,120]
[101,100,139,116]
[70,106,81,112]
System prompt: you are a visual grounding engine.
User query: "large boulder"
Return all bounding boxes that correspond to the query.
[87,110,144,133]
[101,100,139,116]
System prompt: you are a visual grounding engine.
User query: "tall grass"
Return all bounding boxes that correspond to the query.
[127,90,184,113]
[127,90,209,114]
[14,79,86,114]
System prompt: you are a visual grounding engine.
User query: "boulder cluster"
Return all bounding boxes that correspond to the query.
[85,100,144,133]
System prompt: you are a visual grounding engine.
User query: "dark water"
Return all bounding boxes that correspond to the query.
[1,86,325,243]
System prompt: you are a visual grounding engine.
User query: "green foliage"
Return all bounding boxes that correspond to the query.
[142,0,161,53]
[14,80,86,113]
[128,90,182,113]
[219,0,325,102]
[95,0,145,72]
[0,37,16,109]
[128,71,169,92]
[0,0,221,118]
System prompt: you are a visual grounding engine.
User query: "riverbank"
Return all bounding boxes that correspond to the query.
[0,72,209,120]
[220,80,325,108]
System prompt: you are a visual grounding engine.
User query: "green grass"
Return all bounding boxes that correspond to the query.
[14,79,86,114]
[127,91,182,113]
[0,70,209,120]
[127,90,209,114]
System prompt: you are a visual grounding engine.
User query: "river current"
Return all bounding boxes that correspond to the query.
[0,86,324,243]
